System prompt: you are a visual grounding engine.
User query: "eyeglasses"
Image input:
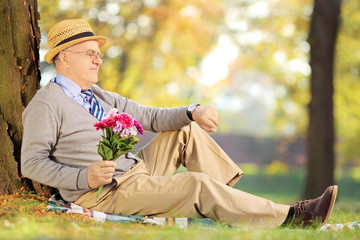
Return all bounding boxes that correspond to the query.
[64,50,105,60]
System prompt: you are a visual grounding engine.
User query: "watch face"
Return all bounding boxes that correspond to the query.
[188,103,199,112]
[187,104,199,121]
[189,104,196,112]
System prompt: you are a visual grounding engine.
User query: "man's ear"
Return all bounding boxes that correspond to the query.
[58,51,68,64]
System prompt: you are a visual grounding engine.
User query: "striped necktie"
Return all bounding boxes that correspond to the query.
[81,89,105,120]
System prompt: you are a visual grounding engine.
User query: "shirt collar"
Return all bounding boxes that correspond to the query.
[54,74,82,98]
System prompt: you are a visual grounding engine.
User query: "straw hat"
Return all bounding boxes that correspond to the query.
[44,19,107,63]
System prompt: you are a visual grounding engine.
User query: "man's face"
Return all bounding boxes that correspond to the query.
[63,40,103,89]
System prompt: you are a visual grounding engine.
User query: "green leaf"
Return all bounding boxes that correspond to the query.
[102,137,111,147]
[100,143,114,160]
[97,143,107,160]
[113,151,123,160]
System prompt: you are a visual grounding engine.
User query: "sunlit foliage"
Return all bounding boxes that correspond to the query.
[38,0,224,107]
[334,0,360,165]
[218,0,360,165]
[37,0,360,164]
[217,0,313,136]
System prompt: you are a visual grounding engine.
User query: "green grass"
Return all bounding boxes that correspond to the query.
[0,167,359,239]
[0,211,359,240]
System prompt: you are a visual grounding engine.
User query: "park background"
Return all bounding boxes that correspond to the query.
[1,0,360,238]
[36,0,360,201]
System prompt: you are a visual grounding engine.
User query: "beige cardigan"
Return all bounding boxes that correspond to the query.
[21,81,191,202]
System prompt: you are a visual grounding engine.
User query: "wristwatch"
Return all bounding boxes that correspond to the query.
[187,103,200,121]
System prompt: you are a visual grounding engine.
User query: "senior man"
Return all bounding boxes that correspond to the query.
[21,19,337,228]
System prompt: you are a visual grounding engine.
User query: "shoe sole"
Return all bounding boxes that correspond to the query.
[322,185,338,225]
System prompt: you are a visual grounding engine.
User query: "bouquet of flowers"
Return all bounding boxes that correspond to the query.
[93,108,144,200]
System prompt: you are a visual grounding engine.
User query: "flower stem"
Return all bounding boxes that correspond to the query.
[96,185,103,202]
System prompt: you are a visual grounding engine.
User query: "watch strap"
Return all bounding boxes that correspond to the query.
[187,103,200,121]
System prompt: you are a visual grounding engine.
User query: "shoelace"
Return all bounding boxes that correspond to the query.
[294,199,313,216]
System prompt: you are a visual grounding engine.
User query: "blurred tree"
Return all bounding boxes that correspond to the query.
[0,0,53,196]
[304,0,341,198]
[38,0,224,107]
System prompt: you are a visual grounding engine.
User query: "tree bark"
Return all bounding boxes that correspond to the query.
[0,0,52,196]
[305,0,341,198]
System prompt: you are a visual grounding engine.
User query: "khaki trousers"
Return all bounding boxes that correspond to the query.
[75,123,290,228]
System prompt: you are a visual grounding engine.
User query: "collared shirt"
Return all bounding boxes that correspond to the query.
[51,74,91,112]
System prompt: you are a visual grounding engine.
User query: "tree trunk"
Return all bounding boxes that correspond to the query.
[304,0,341,198]
[0,0,53,196]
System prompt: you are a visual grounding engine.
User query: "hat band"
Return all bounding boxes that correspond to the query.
[55,31,95,48]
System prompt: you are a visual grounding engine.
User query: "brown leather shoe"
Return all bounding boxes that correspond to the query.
[293,185,338,227]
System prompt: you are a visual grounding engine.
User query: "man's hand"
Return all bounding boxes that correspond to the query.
[192,105,219,132]
[87,161,116,189]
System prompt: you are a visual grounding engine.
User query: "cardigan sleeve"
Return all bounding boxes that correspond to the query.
[92,85,192,132]
[21,99,90,192]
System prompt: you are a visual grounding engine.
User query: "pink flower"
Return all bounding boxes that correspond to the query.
[129,126,138,136]
[134,120,144,135]
[115,113,134,128]
[103,117,117,128]
[94,121,105,130]
[106,108,118,118]
[120,128,130,138]
[94,115,117,130]
[113,121,123,133]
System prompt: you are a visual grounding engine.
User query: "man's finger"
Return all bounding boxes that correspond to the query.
[99,161,116,167]
[100,172,114,179]
[199,121,217,133]
[209,116,218,126]
[205,118,217,128]
[101,167,116,174]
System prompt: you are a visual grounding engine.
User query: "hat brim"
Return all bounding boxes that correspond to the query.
[44,36,107,64]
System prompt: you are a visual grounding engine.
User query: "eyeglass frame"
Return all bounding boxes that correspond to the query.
[63,49,105,60]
